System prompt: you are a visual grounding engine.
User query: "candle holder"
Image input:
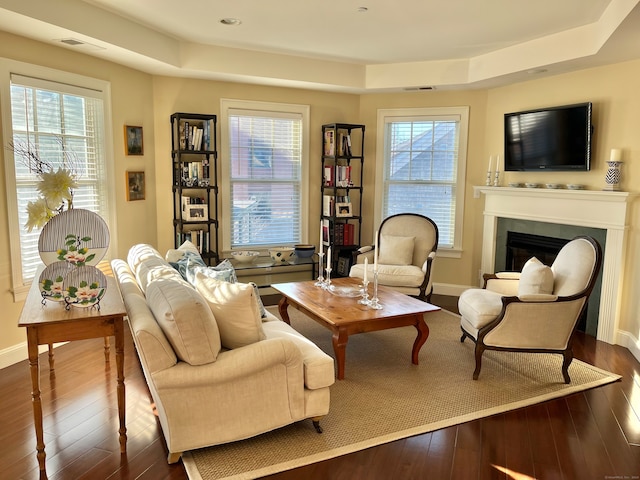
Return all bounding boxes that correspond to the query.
[493,170,500,187]
[358,280,370,305]
[603,161,623,191]
[323,267,332,290]
[368,271,383,310]
[314,252,325,286]
[485,169,492,186]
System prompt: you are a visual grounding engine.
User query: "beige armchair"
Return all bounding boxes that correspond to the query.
[459,236,602,383]
[349,213,438,301]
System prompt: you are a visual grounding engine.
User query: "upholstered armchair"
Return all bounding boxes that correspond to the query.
[349,213,438,302]
[458,236,602,383]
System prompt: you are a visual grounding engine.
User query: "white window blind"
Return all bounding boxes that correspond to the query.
[378,107,468,251]
[8,73,110,285]
[227,108,303,248]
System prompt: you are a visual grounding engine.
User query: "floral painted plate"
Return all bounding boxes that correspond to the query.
[62,266,107,308]
[39,261,76,303]
[38,209,110,267]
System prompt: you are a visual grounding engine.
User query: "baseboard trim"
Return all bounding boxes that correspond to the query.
[433,282,472,297]
[616,330,640,364]
[0,342,60,370]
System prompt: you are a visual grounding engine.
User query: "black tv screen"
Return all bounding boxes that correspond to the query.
[504,102,593,171]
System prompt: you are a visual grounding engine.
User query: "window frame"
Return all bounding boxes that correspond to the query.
[374,106,469,258]
[0,58,117,301]
[220,98,310,253]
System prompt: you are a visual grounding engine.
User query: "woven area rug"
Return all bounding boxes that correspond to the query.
[183,307,619,480]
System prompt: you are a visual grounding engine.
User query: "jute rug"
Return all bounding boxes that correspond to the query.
[183,307,620,480]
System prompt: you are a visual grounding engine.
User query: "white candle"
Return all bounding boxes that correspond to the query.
[363,257,368,283]
[374,230,379,272]
[610,148,622,162]
[495,154,500,172]
[326,246,331,270]
[487,155,493,172]
[319,220,323,250]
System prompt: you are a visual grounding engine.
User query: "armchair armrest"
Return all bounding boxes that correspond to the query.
[483,272,520,296]
[517,293,558,302]
[357,245,373,254]
[353,245,375,264]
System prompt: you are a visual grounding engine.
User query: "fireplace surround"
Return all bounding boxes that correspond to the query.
[474,186,635,344]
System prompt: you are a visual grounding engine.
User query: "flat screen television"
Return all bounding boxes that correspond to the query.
[504,102,593,171]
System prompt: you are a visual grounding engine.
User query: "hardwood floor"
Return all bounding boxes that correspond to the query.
[2,295,639,479]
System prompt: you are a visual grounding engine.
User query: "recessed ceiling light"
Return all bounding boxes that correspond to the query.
[220,18,242,26]
[526,68,548,75]
[357,7,368,13]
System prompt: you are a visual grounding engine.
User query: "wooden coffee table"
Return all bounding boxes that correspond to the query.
[272,277,440,379]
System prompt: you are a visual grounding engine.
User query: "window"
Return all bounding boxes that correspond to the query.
[1,60,114,300]
[220,99,309,251]
[375,107,468,255]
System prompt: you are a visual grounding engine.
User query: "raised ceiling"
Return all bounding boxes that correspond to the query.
[1,0,639,92]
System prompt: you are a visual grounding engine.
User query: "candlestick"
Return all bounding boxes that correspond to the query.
[368,270,383,310]
[363,257,368,283]
[358,279,370,305]
[373,230,379,272]
[314,252,325,286]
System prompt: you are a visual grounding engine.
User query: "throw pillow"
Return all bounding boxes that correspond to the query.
[146,278,221,365]
[193,271,266,349]
[377,235,415,265]
[188,260,268,319]
[165,240,201,264]
[518,257,554,296]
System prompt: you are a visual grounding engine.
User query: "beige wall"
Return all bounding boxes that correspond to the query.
[150,76,360,256]
[1,30,638,364]
[0,31,157,356]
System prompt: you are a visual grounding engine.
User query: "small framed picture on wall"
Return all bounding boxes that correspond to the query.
[124,125,144,155]
[126,171,145,201]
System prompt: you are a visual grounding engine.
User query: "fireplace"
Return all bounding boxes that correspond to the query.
[505,231,567,271]
[475,186,634,345]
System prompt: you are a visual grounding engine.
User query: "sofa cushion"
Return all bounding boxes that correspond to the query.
[193,272,266,349]
[128,244,182,294]
[146,278,221,366]
[350,263,424,287]
[378,235,415,265]
[458,288,504,330]
[518,257,554,296]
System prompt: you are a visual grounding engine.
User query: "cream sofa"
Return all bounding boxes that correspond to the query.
[111,244,334,463]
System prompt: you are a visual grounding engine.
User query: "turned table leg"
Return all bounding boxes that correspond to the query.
[27,328,47,479]
[332,328,349,380]
[114,320,127,453]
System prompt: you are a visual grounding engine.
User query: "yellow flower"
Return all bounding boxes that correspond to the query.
[37,168,78,207]
[25,198,55,232]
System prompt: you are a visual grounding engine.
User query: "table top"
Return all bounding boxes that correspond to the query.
[18,262,126,328]
[272,277,440,327]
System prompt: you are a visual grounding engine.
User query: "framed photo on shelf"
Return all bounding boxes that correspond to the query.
[336,202,352,217]
[126,171,145,201]
[124,125,144,155]
[185,204,208,221]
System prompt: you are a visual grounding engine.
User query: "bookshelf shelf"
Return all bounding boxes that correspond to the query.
[171,112,219,264]
[321,123,365,276]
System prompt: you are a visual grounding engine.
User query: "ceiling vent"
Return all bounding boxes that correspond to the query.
[56,38,105,51]
[60,38,85,46]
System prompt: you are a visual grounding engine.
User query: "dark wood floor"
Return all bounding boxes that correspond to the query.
[3,295,639,479]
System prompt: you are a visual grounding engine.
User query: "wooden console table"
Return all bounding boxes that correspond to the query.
[18,263,127,479]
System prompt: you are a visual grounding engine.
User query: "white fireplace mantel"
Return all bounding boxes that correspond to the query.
[474,186,637,344]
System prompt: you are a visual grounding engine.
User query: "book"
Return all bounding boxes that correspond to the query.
[324,130,335,156]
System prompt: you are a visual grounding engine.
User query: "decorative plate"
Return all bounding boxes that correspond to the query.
[328,284,363,297]
[39,261,76,303]
[525,183,540,188]
[38,209,110,267]
[62,266,107,308]
[566,184,586,190]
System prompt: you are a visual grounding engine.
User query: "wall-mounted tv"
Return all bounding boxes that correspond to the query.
[504,102,593,171]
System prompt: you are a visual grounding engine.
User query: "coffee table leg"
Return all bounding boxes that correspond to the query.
[278,296,291,324]
[412,315,430,365]
[332,329,348,380]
